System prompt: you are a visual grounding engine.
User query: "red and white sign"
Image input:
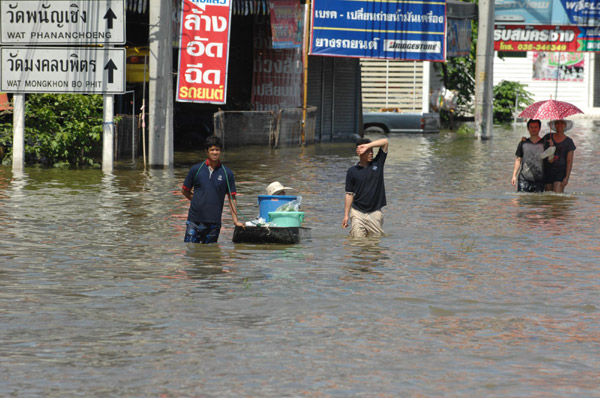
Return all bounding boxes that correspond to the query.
[251,23,303,111]
[494,25,580,52]
[268,0,303,49]
[176,0,232,104]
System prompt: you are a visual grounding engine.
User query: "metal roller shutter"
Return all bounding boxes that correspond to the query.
[333,58,360,140]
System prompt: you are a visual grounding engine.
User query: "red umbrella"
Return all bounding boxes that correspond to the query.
[518,99,583,120]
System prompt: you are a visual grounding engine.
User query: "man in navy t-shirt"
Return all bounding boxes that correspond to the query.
[181,136,244,243]
[342,138,389,238]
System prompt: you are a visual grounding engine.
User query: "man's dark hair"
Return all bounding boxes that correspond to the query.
[356,138,371,147]
[527,119,541,129]
[204,135,223,150]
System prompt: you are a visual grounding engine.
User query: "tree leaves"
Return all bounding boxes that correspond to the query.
[1,94,104,167]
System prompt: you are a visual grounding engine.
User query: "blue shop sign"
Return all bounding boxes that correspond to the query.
[495,0,600,26]
[309,0,446,62]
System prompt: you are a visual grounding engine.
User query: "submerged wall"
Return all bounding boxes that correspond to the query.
[213,106,317,149]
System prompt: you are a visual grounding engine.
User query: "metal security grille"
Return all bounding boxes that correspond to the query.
[333,57,359,141]
[360,59,424,112]
[126,0,148,14]
[307,56,361,142]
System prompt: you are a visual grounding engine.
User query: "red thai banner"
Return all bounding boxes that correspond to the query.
[268,0,303,49]
[494,25,581,52]
[251,22,303,111]
[176,0,231,104]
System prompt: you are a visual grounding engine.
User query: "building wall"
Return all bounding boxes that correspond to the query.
[360,59,426,112]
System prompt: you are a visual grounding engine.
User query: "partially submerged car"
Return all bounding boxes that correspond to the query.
[363,108,440,134]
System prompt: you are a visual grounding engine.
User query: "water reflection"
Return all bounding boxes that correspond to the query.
[180,244,228,278]
[513,193,577,227]
[343,238,390,274]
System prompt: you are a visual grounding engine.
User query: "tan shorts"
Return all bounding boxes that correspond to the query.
[349,207,384,238]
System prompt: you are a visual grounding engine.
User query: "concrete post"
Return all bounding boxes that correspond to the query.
[148,0,174,166]
[474,0,495,140]
[102,94,115,172]
[422,61,431,113]
[12,94,25,172]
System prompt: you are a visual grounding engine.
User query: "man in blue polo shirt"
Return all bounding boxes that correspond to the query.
[181,136,244,243]
[342,137,389,238]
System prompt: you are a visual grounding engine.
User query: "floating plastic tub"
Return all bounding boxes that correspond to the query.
[257,195,297,221]
[268,211,305,227]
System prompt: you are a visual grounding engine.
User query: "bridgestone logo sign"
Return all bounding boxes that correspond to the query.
[384,40,441,53]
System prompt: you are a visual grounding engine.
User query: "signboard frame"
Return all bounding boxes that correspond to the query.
[309,0,446,62]
[0,47,126,94]
[0,0,126,45]
[494,24,600,52]
[176,0,232,104]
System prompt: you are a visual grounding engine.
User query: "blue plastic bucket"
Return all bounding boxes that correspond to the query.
[257,195,297,221]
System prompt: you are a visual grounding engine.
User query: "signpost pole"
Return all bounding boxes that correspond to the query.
[148,0,173,167]
[12,94,25,172]
[102,95,115,172]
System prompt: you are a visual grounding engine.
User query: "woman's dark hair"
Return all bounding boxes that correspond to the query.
[204,135,223,150]
[527,119,541,129]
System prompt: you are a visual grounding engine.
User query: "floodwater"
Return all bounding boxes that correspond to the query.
[1,120,600,397]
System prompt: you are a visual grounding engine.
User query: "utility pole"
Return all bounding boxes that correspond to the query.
[12,94,25,173]
[474,0,495,140]
[148,0,174,166]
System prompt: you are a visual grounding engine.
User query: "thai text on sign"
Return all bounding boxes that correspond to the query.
[0,47,125,94]
[493,25,600,52]
[495,0,600,26]
[309,0,446,62]
[176,0,232,104]
[0,0,125,45]
[268,0,303,49]
[251,22,303,111]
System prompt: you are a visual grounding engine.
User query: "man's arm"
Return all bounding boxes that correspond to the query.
[227,194,245,228]
[511,157,521,187]
[342,193,353,229]
[357,138,388,155]
[181,187,192,200]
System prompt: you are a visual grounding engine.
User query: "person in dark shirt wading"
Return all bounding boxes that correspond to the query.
[511,118,554,192]
[181,136,244,243]
[544,119,576,193]
[342,138,389,238]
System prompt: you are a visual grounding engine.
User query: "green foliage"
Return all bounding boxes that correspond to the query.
[492,80,534,124]
[456,124,475,136]
[0,94,104,167]
[435,9,477,119]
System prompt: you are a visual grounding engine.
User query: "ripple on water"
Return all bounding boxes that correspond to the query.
[1,122,600,396]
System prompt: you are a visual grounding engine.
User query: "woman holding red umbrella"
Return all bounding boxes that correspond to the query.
[518,99,581,194]
[544,119,576,193]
